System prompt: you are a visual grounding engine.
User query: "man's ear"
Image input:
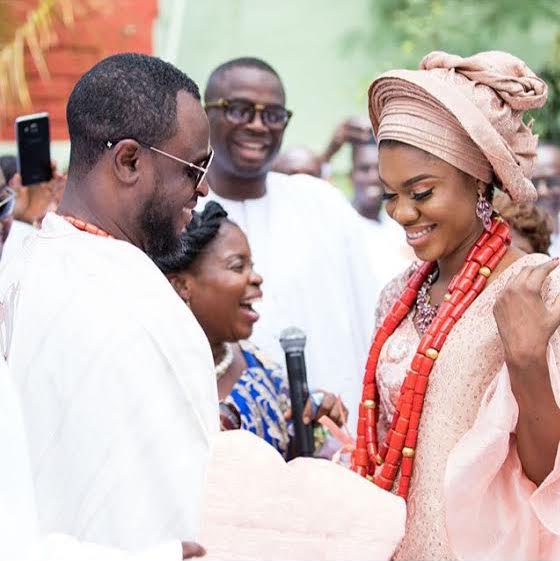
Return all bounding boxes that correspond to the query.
[167,272,193,305]
[110,140,142,185]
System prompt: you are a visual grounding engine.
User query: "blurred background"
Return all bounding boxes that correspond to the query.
[1,0,559,175]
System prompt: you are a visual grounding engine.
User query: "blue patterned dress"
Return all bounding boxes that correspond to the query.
[224,341,291,458]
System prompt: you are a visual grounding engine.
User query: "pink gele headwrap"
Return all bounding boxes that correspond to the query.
[369,51,548,202]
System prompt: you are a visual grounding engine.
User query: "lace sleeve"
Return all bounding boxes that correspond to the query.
[374,263,418,330]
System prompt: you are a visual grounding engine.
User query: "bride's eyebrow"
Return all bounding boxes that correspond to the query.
[378,173,440,189]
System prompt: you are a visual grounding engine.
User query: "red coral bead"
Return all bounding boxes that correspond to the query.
[385,447,401,465]
[473,246,494,265]
[438,301,454,318]
[431,332,447,351]
[405,429,419,448]
[418,335,434,354]
[448,289,464,306]
[463,261,480,280]
[471,274,487,294]
[390,431,406,449]
[440,316,455,335]
[415,374,429,394]
[375,474,394,491]
[354,448,368,466]
[401,457,413,477]
[455,276,473,294]
[486,234,503,252]
[401,287,418,307]
[486,244,507,269]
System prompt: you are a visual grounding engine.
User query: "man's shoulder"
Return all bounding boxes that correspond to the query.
[0,229,181,320]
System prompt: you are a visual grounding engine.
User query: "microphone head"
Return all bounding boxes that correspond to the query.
[279,326,306,353]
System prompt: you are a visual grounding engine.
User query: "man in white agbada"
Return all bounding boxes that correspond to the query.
[0,54,218,554]
[201,58,382,425]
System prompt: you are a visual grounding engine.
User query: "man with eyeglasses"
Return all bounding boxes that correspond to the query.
[202,57,381,428]
[534,142,560,255]
[0,54,217,557]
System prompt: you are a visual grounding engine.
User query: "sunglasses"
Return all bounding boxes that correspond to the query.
[205,98,292,130]
[0,188,16,220]
[105,140,214,189]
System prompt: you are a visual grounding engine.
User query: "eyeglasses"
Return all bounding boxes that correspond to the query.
[105,140,214,189]
[0,188,16,220]
[205,98,292,130]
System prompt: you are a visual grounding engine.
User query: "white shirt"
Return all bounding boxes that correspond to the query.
[203,172,382,426]
[2,219,36,263]
[0,213,219,551]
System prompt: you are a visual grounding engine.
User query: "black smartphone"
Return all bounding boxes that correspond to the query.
[15,112,52,186]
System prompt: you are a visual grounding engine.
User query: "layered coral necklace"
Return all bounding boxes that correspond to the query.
[351,217,511,500]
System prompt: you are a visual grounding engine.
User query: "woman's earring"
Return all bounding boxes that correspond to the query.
[476,191,493,231]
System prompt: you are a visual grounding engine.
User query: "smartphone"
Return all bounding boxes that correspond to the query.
[15,112,52,186]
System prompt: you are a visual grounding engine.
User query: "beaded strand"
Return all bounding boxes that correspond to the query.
[62,215,114,238]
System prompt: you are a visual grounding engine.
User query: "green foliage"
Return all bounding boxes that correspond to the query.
[375,0,560,65]
[346,0,560,141]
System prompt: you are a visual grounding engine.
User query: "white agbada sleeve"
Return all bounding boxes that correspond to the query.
[0,357,183,561]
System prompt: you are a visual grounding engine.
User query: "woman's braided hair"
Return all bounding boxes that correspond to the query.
[156,201,230,273]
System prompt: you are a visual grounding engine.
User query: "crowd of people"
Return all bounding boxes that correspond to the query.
[0,46,559,560]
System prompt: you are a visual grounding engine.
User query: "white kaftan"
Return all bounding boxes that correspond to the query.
[0,213,218,551]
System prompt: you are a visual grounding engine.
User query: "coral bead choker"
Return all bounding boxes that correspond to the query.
[61,215,114,238]
[351,217,511,500]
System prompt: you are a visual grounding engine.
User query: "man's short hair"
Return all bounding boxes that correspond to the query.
[66,53,200,175]
[204,57,284,102]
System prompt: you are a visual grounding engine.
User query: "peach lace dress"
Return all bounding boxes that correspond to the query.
[374,253,560,560]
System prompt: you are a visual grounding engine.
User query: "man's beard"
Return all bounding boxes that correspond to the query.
[140,179,184,261]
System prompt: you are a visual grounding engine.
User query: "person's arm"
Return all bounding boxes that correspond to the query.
[320,117,372,163]
[10,163,66,227]
[493,258,560,485]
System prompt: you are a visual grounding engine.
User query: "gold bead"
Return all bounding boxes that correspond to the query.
[376,453,384,465]
[363,399,376,409]
[402,447,415,458]
[495,215,504,223]
[443,293,452,301]
[425,348,439,360]
[479,266,491,278]
[366,474,374,482]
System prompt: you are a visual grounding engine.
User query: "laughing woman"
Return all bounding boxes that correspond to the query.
[158,201,347,459]
[350,51,560,560]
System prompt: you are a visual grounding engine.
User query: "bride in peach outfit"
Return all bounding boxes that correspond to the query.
[350,51,560,560]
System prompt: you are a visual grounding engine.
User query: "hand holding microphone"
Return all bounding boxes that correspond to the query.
[279,327,314,457]
[279,327,349,458]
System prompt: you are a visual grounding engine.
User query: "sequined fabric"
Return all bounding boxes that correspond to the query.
[374,254,548,560]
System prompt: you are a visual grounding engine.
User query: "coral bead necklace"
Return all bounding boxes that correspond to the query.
[62,215,114,238]
[351,217,511,500]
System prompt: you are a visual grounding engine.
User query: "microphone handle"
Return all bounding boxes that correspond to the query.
[285,351,314,457]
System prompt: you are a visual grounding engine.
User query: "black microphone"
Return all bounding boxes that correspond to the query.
[279,327,314,457]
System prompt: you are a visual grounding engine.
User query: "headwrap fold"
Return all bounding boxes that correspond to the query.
[369,50,548,202]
